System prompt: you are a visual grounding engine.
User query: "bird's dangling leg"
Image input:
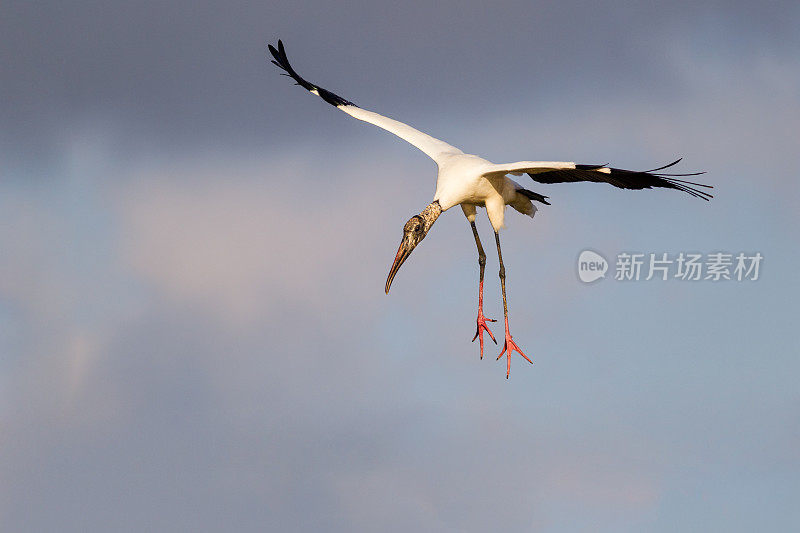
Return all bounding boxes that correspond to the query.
[494,231,532,378]
[469,221,496,358]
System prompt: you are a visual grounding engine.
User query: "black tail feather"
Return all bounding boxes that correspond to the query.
[517,188,551,205]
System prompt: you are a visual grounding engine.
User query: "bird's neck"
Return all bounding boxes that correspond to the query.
[420,201,442,233]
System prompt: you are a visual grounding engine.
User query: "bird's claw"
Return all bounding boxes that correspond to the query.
[472,311,497,359]
[497,330,532,378]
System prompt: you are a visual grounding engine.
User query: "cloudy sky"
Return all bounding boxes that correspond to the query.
[1,1,799,531]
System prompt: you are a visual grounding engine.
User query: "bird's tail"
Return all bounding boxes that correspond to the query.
[516,188,551,205]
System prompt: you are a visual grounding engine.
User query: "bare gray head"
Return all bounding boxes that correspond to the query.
[385,201,442,294]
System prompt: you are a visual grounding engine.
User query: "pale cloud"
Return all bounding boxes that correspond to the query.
[116,153,414,327]
[0,187,120,433]
[543,454,659,509]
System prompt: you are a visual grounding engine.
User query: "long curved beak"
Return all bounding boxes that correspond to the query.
[385,237,414,294]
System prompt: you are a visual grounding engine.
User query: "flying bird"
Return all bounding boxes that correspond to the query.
[268,40,712,378]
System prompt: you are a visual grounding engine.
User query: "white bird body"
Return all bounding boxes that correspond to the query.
[437,154,536,230]
[343,104,544,230]
[268,40,711,377]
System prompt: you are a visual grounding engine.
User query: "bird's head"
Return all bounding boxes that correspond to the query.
[385,201,442,294]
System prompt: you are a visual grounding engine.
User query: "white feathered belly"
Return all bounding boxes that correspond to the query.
[435,173,504,210]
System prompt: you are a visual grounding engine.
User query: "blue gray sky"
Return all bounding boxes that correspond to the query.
[1,1,799,531]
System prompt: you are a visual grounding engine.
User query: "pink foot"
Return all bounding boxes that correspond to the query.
[472,309,497,359]
[497,323,532,378]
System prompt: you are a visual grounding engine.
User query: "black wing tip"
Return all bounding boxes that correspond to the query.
[529,159,713,201]
[658,176,714,200]
[266,39,357,108]
[606,159,713,200]
[573,158,713,201]
[648,158,712,200]
[267,40,291,73]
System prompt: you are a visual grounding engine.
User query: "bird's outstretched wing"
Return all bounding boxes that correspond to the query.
[268,40,463,163]
[482,159,712,200]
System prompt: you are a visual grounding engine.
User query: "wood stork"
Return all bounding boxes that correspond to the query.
[268,40,712,378]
